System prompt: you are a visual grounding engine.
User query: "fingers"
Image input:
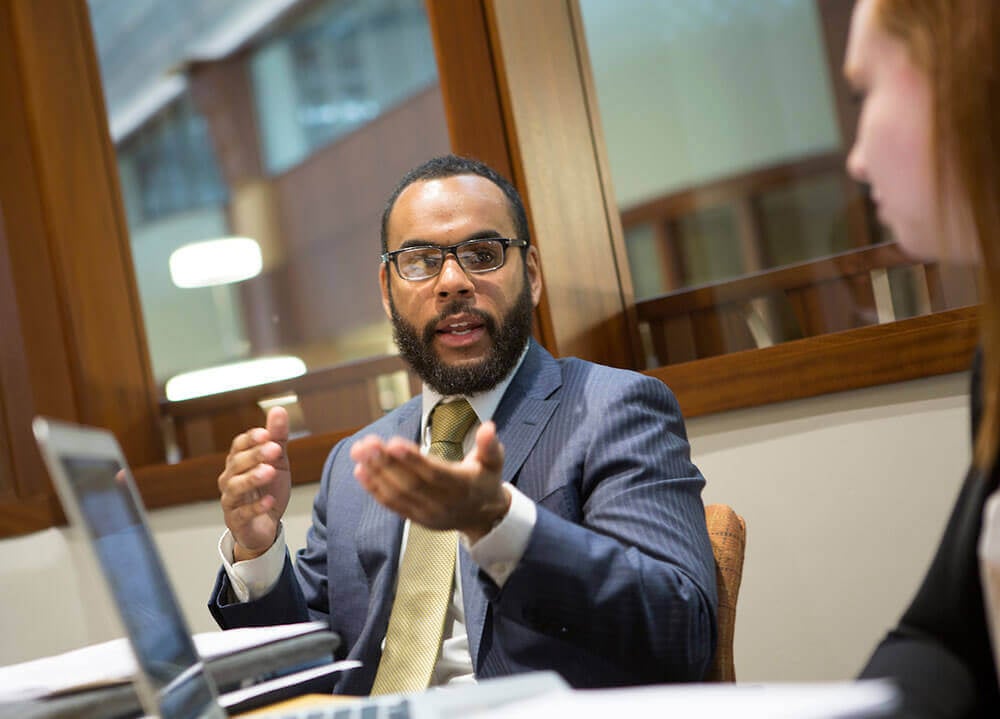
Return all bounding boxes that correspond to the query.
[469,421,504,473]
[218,418,287,522]
[221,426,285,490]
[265,407,291,463]
[220,461,276,509]
[350,431,507,531]
[352,436,446,521]
[223,489,277,526]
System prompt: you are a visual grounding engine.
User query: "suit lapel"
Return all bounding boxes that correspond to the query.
[463,341,562,667]
[493,342,562,491]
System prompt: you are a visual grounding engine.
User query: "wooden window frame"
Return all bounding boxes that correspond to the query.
[429,0,978,412]
[0,0,977,539]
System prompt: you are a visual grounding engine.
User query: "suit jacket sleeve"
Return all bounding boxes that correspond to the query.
[478,369,717,686]
[859,354,1000,717]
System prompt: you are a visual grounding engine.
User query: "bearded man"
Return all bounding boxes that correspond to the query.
[209,155,717,694]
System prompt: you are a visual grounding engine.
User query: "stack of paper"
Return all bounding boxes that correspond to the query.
[0,621,341,718]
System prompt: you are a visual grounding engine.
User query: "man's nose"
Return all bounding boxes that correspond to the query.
[435,253,473,297]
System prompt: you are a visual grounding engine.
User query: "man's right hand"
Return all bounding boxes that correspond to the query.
[219,406,292,562]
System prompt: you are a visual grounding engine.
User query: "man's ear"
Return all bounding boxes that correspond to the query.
[526,246,543,306]
[379,263,392,318]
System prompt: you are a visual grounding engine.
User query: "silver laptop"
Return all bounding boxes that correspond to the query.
[32,417,567,719]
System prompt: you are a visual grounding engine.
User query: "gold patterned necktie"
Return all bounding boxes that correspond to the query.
[370,399,477,695]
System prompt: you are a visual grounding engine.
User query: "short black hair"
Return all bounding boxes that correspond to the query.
[380,154,531,253]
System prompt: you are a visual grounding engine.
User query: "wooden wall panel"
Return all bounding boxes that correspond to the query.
[425,1,511,175]
[426,0,635,365]
[482,0,637,368]
[0,211,19,501]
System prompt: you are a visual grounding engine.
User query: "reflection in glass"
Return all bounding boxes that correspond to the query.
[579,0,978,367]
[252,0,437,173]
[88,0,448,455]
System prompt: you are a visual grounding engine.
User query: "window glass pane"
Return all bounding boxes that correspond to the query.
[676,207,742,287]
[623,224,663,299]
[89,0,449,456]
[579,0,978,366]
[252,0,438,173]
[118,95,228,225]
[758,174,852,267]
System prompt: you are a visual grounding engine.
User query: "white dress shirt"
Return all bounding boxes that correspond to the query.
[219,347,537,684]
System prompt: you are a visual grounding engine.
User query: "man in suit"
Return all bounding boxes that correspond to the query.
[209,155,717,694]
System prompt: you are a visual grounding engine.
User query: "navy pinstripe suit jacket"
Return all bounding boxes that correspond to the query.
[210,341,717,694]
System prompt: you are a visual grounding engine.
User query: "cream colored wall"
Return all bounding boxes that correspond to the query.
[0,370,971,682]
[692,370,970,681]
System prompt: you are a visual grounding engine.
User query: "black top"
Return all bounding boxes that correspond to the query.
[861,352,1000,717]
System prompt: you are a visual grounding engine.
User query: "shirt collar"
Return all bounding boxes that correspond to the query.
[420,342,530,434]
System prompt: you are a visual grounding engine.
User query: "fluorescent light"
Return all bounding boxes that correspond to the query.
[169,237,263,288]
[165,356,307,401]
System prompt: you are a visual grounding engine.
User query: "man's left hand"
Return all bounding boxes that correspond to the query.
[350,421,510,543]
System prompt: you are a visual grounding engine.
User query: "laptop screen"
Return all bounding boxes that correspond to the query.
[59,455,219,719]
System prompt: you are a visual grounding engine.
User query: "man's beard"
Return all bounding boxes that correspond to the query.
[389,281,534,396]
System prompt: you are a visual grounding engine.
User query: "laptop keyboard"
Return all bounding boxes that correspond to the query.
[258,697,410,719]
[246,670,569,719]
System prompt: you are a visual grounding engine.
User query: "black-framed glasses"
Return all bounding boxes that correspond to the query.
[381,238,528,281]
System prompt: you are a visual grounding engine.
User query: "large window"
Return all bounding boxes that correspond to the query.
[88,0,449,457]
[579,0,977,367]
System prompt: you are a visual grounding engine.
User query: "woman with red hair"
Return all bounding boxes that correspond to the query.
[844,0,1000,715]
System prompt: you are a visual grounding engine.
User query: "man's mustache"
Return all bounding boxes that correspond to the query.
[422,302,497,343]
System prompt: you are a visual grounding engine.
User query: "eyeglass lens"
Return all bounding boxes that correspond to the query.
[396,240,505,279]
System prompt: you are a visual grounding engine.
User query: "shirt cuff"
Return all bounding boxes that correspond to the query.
[464,484,536,587]
[218,523,287,603]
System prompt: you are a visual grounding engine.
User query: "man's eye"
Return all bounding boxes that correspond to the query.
[462,247,498,266]
[400,251,440,272]
[417,254,442,269]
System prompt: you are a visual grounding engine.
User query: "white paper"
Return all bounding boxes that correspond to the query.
[0,620,330,702]
[218,660,361,710]
[466,680,899,719]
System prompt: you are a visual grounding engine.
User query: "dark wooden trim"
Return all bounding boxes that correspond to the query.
[0,427,356,538]
[425,0,512,177]
[649,306,978,418]
[0,207,23,500]
[424,0,557,354]
[2,0,163,466]
[484,0,638,368]
[0,493,64,538]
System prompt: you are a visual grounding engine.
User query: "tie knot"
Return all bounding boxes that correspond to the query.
[429,399,477,457]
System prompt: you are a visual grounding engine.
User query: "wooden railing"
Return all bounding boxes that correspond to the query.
[635,242,975,366]
[620,152,873,295]
[164,354,420,459]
